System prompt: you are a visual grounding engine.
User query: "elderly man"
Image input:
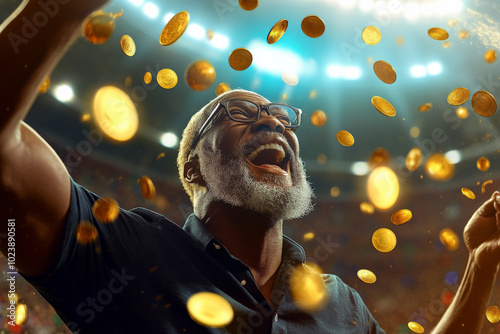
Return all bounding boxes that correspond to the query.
[1,0,500,333]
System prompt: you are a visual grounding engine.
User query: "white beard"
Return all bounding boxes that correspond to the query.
[197,132,314,221]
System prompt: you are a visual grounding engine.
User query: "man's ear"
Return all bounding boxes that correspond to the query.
[184,157,205,186]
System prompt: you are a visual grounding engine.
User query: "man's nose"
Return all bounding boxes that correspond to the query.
[250,111,286,134]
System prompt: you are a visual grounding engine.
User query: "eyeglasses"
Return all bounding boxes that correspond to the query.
[190,99,302,151]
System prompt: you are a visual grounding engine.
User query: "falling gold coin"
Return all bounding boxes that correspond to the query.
[447,87,470,105]
[439,228,459,251]
[447,19,458,27]
[477,156,490,171]
[396,36,404,45]
[369,147,390,167]
[38,76,50,93]
[362,26,381,45]
[207,29,214,40]
[360,202,375,214]
[456,106,469,119]
[372,228,397,252]
[238,0,258,11]
[371,96,396,117]
[428,27,449,40]
[120,35,136,56]
[408,321,425,333]
[485,50,497,63]
[76,221,98,244]
[139,176,156,200]
[185,60,216,91]
[267,19,288,44]
[228,48,253,71]
[391,209,412,225]
[357,269,377,283]
[81,114,91,122]
[425,154,454,181]
[157,68,178,89]
[311,110,327,127]
[124,76,132,87]
[144,72,152,84]
[92,197,120,223]
[405,147,423,172]
[486,305,500,323]
[290,264,328,311]
[317,153,327,164]
[215,82,231,96]
[373,60,397,84]
[471,90,497,117]
[330,186,340,197]
[159,11,189,46]
[482,180,493,194]
[282,70,299,86]
[187,292,234,328]
[301,15,325,38]
[82,10,122,45]
[367,166,399,210]
[442,41,451,48]
[15,304,27,325]
[303,232,315,241]
[461,187,476,200]
[336,130,354,147]
[418,103,433,112]
[458,29,469,39]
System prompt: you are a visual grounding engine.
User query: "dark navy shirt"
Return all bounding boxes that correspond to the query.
[23,179,386,333]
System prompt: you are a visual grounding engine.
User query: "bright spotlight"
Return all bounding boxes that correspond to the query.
[54,84,74,102]
[445,150,461,164]
[210,33,229,49]
[143,2,159,19]
[187,23,205,40]
[160,132,179,148]
[410,65,426,78]
[427,62,442,75]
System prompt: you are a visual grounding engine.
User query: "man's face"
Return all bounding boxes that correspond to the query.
[196,91,314,220]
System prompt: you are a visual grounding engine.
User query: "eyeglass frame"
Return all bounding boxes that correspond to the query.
[190,99,302,152]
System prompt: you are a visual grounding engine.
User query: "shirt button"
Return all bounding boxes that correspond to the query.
[240,280,246,286]
[274,314,278,322]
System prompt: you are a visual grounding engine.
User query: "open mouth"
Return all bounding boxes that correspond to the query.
[246,143,290,175]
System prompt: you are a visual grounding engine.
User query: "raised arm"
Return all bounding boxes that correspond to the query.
[431,192,500,333]
[0,0,109,276]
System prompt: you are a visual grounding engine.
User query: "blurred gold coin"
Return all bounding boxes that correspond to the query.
[408,321,425,333]
[461,187,476,200]
[301,15,325,38]
[139,176,156,200]
[76,221,98,244]
[360,202,375,214]
[456,106,469,119]
[216,82,231,96]
[93,85,138,142]
[442,41,451,48]
[357,269,377,284]
[185,60,216,91]
[336,130,354,147]
[317,153,327,164]
[228,48,253,71]
[81,114,91,122]
[362,26,381,45]
[485,50,497,63]
[267,19,288,44]
[311,110,327,127]
[486,305,500,323]
[124,76,132,87]
[144,72,152,84]
[477,156,490,171]
[187,292,234,328]
[238,0,258,11]
[482,180,493,194]
[367,166,399,210]
[92,197,120,223]
[82,10,121,45]
[447,87,470,105]
[458,29,469,39]
[391,209,412,225]
[303,232,315,241]
[372,228,397,252]
[39,76,50,93]
[425,153,454,181]
[439,228,459,251]
[159,11,189,46]
[120,35,136,56]
[15,304,27,325]
[396,36,404,45]
[369,147,390,167]
[405,147,423,172]
[157,68,178,89]
[207,29,214,40]
[471,90,497,117]
[282,70,299,86]
[290,264,328,311]
[447,19,458,27]
[373,60,396,84]
[418,102,433,112]
[428,27,449,40]
[371,96,396,117]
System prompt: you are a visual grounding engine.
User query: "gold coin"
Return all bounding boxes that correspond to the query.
[139,175,156,200]
[471,90,497,117]
[482,180,493,194]
[425,153,454,181]
[428,27,449,40]
[391,209,412,225]
[185,60,216,91]
[362,26,381,45]
[418,102,433,112]
[442,41,451,48]
[76,221,98,244]
[336,130,354,147]
[369,147,390,167]
[301,15,325,38]
[396,36,404,45]
[373,60,397,84]
[92,85,138,142]
[15,304,27,325]
[81,114,91,122]
[215,82,231,96]
[486,305,500,323]
[447,87,470,105]
[303,232,315,241]
[477,156,490,171]
[82,10,119,45]
[371,96,396,117]
[159,11,189,46]
[367,166,399,211]
[405,147,423,171]
[124,76,132,87]
[357,269,377,284]
[458,29,469,39]
[290,264,328,311]
[456,106,469,119]
[408,321,425,333]
[207,29,214,40]
[461,187,476,200]
[267,19,288,44]
[372,228,397,252]
[144,72,152,84]
[330,186,340,197]
[187,292,234,328]
[38,76,50,93]
[228,48,253,71]
[485,49,497,63]
[238,0,258,11]
[92,197,120,223]
[447,19,458,27]
[439,228,459,251]
[311,110,327,127]
[360,202,375,214]
[317,153,327,164]
[120,35,136,57]
[157,68,178,89]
